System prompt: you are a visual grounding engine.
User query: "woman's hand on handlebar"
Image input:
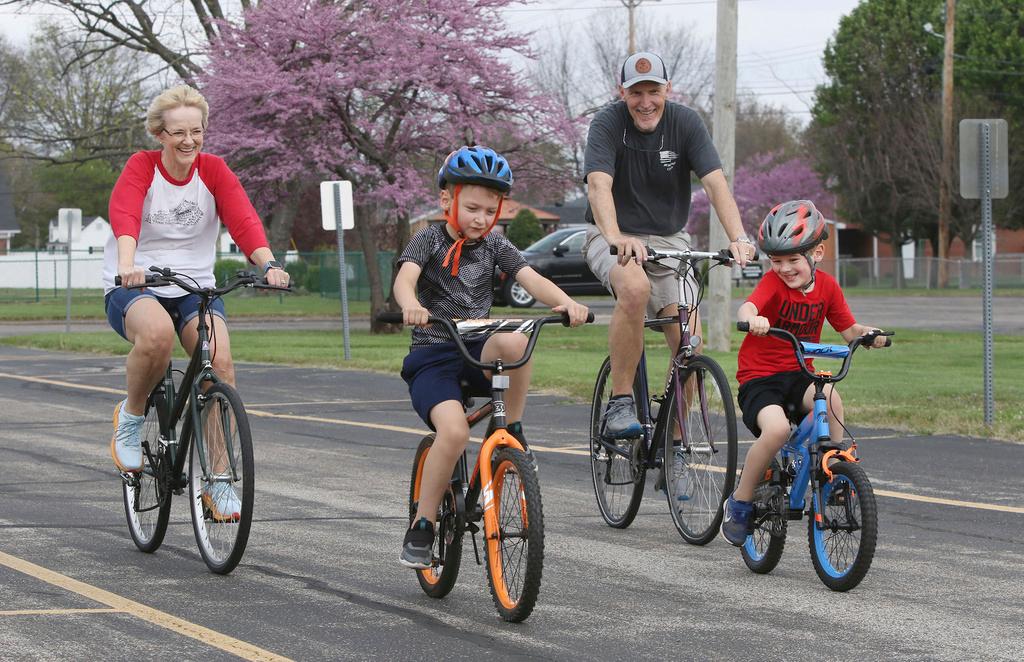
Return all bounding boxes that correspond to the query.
[117,265,147,288]
[552,300,590,327]
[402,305,430,327]
[264,266,290,288]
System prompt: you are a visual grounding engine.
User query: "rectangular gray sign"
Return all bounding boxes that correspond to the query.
[959,119,1008,199]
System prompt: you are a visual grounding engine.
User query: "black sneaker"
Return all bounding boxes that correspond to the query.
[399,518,434,569]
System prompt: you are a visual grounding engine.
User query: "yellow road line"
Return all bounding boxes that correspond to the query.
[0,550,291,661]
[0,372,123,396]
[2,372,1020,515]
[0,608,124,616]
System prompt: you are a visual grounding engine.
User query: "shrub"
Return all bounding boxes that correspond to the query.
[506,208,543,249]
[214,258,248,285]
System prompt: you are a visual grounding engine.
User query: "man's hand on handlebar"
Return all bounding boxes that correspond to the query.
[862,329,892,349]
[551,300,590,327]
[402,305,430,327]
[610,234,647,266]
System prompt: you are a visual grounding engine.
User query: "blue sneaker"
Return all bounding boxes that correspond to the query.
[601,396,643,439]
[110,400,144,473]
[721,494,753,546]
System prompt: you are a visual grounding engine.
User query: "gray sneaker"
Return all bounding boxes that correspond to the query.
[399,519,434,569]
[601,396,643,439]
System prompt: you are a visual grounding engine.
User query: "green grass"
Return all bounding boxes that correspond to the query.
[2,326,1021,442]
[0,289,371,320]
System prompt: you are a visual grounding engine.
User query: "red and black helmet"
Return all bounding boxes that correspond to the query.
[757,200,829,256]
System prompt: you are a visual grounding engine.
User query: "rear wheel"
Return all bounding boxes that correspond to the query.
[409,434,464,598]
[188,383,254,575]
[122,390,171,553]
[662,355,738,544]
[484,448,544,622]
[808,461,877,591]
[590,356,646,528]
[741,458,787,573]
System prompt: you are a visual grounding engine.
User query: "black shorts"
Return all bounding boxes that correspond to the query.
[737,370,814,437]
[400,340,490,428]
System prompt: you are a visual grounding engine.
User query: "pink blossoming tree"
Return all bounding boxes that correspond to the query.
[201,0,579,324]
[687,153,835,249]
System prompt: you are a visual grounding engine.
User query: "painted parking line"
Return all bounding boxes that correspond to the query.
[0,608,123,616]
[0,551,291,661]
[2,372,1021,516]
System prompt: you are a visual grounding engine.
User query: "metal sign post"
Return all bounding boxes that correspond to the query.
[59,208,81,334]
[320,181,355,360]
[959,119,1008,428]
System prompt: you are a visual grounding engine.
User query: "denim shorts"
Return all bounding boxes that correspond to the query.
[401,340,490,428]
[104,287,227,341]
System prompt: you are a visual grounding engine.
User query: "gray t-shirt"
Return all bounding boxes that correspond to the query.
[397,223,527,345]
[583,100,721,235]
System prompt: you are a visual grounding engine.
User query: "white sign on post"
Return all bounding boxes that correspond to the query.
[320,181,355,230]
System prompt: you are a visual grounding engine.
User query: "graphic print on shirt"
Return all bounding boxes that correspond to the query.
[145,199,204,227]
[776,300,826,339]
[659,149,678,171]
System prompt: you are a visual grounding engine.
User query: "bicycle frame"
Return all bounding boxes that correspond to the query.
[737,324,892,522]
[148,299,225,492]
[595,248,732,468]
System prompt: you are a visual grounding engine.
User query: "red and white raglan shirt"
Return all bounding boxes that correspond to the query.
[736,269,857,385]
[103,151,268,298]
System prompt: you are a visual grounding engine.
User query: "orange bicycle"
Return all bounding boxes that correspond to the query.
[378,312,592,622]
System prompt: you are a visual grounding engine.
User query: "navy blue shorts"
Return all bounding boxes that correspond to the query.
[401,340,490,428]
[104,288,226,341]
[737,370,813,437]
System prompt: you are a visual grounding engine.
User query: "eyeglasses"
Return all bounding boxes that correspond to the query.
[622,128,664,153]
[161,127,205,141]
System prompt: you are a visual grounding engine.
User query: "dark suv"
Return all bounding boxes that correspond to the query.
[494,226,606,307]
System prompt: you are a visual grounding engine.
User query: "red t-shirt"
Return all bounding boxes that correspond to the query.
[737,269,856,384]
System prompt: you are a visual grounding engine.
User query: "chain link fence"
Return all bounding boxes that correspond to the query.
[0,249,396,303]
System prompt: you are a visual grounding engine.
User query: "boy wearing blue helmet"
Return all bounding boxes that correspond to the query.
[392,145,590,568]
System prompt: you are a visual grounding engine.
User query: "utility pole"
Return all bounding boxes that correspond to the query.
[620,0,659,55]
[707,0,738,351]
[937,0,956,288]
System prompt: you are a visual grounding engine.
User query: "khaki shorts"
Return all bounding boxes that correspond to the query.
[583,225,698,318]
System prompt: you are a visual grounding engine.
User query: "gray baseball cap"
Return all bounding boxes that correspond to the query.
[620,52,669,88]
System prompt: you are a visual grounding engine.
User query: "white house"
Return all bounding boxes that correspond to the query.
[47,215,111,253]
[0,169,19,254]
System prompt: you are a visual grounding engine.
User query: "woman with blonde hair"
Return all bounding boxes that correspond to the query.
[102,84,288,521]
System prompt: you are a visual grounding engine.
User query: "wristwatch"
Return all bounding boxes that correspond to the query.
[262,260,284,274]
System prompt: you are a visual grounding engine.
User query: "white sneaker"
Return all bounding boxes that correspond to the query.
[671,449,691,501]
[202,482,242,523]
[110,400,144,473]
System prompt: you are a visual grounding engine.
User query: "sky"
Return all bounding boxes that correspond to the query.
[0,0,861,120]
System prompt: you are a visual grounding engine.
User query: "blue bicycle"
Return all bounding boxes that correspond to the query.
[735,322,892,591]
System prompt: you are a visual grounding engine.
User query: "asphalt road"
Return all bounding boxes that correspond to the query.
[0,348,1022,661]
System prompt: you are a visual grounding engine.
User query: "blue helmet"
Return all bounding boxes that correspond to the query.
[436,146,513,193]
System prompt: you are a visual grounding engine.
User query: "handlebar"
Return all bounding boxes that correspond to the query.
[115,266,292,295]
[377,311,595,372]
[736,321,893,383]
[609,245,736,264]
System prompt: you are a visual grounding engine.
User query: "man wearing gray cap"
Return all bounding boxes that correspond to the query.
[584,51,755,440]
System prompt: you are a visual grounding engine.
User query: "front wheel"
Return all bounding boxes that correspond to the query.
[409,434,464,598]
[484,448,544,622]
[662,355,738,545]
[590,356,647,528]
[808,461,878,591]
[741,458,787,573]
[188,383,254,575]
[122,392,171,553]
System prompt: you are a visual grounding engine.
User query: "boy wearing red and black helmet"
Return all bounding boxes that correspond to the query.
[392,146,589,568]
[721,200,891,546]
